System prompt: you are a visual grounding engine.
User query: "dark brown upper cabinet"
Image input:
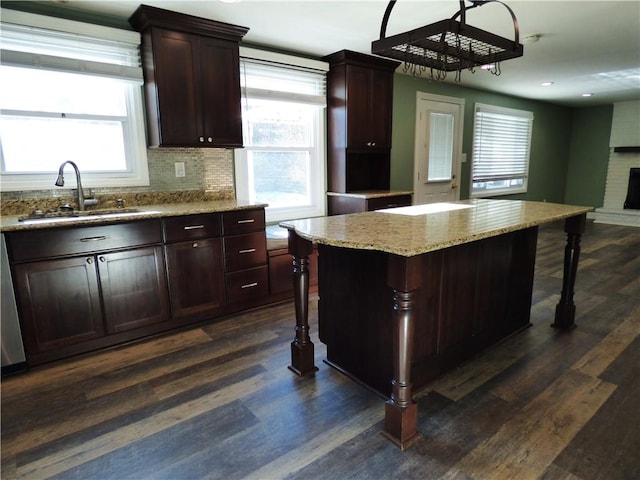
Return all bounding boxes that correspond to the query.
[323,50,399,151]
[129,5,248,148]
[322,50,399,193]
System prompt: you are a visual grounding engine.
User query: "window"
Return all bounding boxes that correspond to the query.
[470,103,534,197]
[235,48,327,223]
[0,10,148,191]
[427,112,455,182]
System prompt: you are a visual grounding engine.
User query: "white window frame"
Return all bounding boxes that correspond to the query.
[470,103,534,197]
[0,9,148,192]
[235,47,327,223]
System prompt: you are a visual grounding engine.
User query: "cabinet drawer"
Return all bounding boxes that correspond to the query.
[224,231,267,271]
[163,214,221,243]
[222,208,265,236]
[8,220,163,262]
[225,265,269,304]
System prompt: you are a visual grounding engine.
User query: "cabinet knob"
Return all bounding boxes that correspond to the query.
[207,137,213,143]
[192,242,199,248]
[199,137,205,143]
[99,256,106,262]
[86,257,93,264]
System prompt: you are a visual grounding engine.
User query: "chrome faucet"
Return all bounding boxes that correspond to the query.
[54,161,98,211]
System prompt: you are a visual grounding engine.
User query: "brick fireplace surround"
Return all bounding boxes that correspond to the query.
[593,101,640,227]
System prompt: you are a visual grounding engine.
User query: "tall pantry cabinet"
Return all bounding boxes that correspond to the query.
[322,50,411,215]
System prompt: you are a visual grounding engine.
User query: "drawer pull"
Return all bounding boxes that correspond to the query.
[183,225,205,230]
[241,282,258,289]
[238,248,256,254]
[80,236,107,242]
[237,219,255,224]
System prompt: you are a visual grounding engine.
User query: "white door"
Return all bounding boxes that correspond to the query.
[413,92,465,205]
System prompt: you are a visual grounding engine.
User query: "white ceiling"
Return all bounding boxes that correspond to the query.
[47,0,640,107]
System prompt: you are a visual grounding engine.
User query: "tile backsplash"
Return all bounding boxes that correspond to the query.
[1,148,236,215]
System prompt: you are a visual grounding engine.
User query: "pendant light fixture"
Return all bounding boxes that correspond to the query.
[371,0,523,81]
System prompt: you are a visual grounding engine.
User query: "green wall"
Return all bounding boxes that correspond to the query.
[564,106,613,207]
[391,74,578,203]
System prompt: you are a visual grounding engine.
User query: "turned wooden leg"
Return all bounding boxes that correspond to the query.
[553,214,587,330]
[383,255,422,450]
[287,229,318,376]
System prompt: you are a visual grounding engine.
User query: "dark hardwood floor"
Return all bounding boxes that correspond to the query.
[1,220,638,480]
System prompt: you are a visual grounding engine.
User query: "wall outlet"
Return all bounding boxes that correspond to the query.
[174,162,186,178]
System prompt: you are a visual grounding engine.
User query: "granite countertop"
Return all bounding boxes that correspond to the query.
[0,200,268,232]
[326,190,413,199]
[281,199,594,257]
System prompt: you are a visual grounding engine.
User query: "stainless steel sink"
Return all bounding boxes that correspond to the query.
[18,208,159,224]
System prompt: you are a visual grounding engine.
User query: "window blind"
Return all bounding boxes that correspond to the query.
[239,57,326,106]
[0,22,142,83]
[472,104,534,182]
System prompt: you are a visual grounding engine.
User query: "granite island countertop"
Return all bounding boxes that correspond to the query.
[0,199,268,232]
[281,199,594,257]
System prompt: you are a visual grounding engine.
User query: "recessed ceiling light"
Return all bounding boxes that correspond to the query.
[582,93,594,97]
[541,81,554,86]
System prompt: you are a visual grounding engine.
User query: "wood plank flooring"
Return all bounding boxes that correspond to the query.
[1,220,639,480]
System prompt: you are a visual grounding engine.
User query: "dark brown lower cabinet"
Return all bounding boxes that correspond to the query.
[99,246,170,333]
[13,245,170,359]
[7,220,170,365]
[13,256,104,355]
[7,209,272,366]
[165,238,225,319]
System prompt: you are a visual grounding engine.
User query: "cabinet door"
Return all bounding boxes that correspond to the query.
[165,238,225,319]
[151,28,202,146]
[13,257,104,355]
[368,71,394,148]
[98,246,170,333]
[345,65,372,148]
[199,37,244,147]
[345,65,393,149]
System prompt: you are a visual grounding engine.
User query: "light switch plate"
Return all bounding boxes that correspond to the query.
[175,162,186,177]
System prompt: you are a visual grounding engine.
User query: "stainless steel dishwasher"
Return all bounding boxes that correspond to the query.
[1,233,27,375]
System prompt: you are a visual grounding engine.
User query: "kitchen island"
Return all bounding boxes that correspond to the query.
[281,199,593,449]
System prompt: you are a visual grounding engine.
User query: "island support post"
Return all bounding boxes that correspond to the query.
[383,254,423,449]
[553,213,587,330]
[287,230,318,376]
